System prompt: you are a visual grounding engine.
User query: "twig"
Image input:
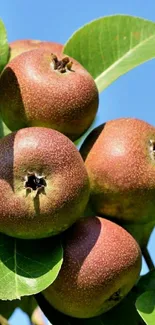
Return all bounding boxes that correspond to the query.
[142,247,154,271]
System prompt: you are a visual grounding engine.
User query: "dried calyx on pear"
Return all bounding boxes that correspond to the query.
[51,53,73,73]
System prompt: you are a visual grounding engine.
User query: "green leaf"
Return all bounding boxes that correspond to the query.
[37,290,144,325]
[0,119,11,139]
[137,269,155,293]
[0,20,9,73]
[19,296,37,318]
[0,234,63,300]
[136,291,155,325]
[0,296,37,320]
[64,15,155,93]
[0,299,18,319]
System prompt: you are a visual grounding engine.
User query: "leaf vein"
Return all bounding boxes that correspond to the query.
[95,33,155,92]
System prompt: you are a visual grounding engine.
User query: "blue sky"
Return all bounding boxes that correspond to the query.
[1,0,155,324]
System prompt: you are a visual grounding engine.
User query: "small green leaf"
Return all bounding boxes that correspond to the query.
[137,269,155,293]
[0,296,37,320]
[0,299,18,318]
[0,20,9,73]
[19,296,37,318]
[64,15,155,93]
[0,234,63,300]
[0,119,11,139]
[136,290,155,325]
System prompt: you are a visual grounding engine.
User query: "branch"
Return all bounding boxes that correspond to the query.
[142,247,154,271]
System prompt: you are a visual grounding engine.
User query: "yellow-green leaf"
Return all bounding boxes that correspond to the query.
[64,15,155,93]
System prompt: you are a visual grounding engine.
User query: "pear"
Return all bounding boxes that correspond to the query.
[80,118,155,247]
[9,39,63,61]
[0,127,90,239]
[43,216,141,318]
[0,48,99,141]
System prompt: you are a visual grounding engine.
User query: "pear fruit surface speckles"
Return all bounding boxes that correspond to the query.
[43,216,141,318]
[0,48,99,141]
[83,118,155,225]
[0,127,90,239]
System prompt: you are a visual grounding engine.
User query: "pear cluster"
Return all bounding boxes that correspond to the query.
[0,39,146,319]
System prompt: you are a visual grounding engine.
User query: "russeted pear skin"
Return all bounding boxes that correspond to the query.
[9,39,63,61]
[0,127,90,239]
[0,48,99,141]
[83,118,155,224]
[43,217,141,318]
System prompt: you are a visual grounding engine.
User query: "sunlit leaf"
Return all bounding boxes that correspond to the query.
[64,15,155,93]
[0,19,9,73]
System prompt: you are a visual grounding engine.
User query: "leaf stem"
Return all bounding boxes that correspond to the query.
[142,247,154,271]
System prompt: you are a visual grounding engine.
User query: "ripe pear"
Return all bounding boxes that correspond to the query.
[80,118,155,247]
[0,127,90,239]
[0,48,99,141]
[9,39,63,61]
[43,216,141,318]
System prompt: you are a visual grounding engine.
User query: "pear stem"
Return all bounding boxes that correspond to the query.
[142,247,154,271]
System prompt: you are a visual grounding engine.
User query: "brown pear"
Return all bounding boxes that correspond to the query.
[0,48,99,141]
[81,118,155,235]
[0,127,90,239]
[43,216,141,318]
[9,39,63,61]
